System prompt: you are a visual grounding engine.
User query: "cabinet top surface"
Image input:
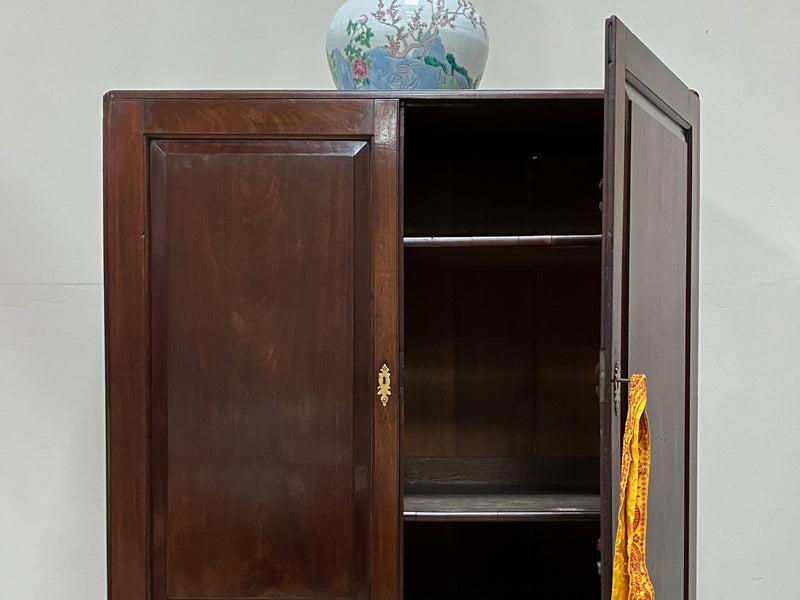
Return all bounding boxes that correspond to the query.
[104,89,603,102]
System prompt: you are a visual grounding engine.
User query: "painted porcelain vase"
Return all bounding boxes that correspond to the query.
[327,0,489,90]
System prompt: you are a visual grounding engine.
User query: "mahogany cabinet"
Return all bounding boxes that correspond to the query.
[104,17,698,600]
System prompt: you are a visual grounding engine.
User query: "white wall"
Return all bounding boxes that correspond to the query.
[1,1,798,598]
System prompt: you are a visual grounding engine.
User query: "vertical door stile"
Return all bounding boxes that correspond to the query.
[370,98,402,600]
[601,19,627,600]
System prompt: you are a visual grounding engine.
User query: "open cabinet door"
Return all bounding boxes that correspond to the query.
[104,95,400,600]
[601,16,699,600]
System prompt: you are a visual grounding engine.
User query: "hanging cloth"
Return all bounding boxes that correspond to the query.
[611,373,655,600]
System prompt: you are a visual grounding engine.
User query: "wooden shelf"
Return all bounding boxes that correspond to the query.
[403,490,600,522]
[404,235,602,248]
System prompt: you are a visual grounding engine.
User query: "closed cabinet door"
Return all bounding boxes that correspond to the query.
[105,97,400,600]
[602,16,699,600]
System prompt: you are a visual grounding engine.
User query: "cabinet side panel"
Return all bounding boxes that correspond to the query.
[150,140,370,600]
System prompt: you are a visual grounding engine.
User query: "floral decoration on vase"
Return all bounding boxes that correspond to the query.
[327,0,489,90]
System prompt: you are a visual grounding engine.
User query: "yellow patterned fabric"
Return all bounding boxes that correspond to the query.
[611,374,655,600]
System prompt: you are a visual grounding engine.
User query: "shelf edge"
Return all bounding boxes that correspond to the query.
[403,235,602,248]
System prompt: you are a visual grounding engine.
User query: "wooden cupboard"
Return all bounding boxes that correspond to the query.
[104,16,698,600]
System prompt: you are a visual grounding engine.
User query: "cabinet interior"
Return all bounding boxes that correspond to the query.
[402,96,604,600]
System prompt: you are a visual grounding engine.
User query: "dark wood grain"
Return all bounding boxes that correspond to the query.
[405,244,601,269]
[104,76,698,600]
[620,27,697,129]
[397,98,407,600]
[604,16,700,600]
[403,263,536,458]
[404,521,600,599]
[404,154,538,236]
[143,98,373,136]
[400,92,607,600]
[404,457,599,488]
[403,235,602,247]
[105,93,391,600]
[530,157,604,234]
[370,99,401,600]
[600,18,626,600]
[103,97,149,600]
[405,597,597,600]
[626,94,688,599]
[686,88,700,600]
[534,261,601,458]
[404,491,600,521]
[403,258,600,461]
[107,89,604,101]
[403,98,603,238]
[403,264,456,458]
[149,139,370,599]
[405,597,598,600]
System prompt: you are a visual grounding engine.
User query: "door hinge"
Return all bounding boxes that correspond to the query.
[612,361,630,416]
[399,351,404,388]
[596,537,602,576]
[597,350,605,405]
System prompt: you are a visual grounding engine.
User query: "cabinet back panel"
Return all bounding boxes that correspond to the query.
[403,255,600,465]
[404,156,602,237]
[534,260,601,457]
[403,98,603,238]
[404,521,600,599]
[404,457,599,489]
[150,140,370,599]
[404,264,536,458]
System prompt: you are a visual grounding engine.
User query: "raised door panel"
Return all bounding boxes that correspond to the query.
[603,16,699,600]
[150,140,370,599]
[627,100,688,599]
